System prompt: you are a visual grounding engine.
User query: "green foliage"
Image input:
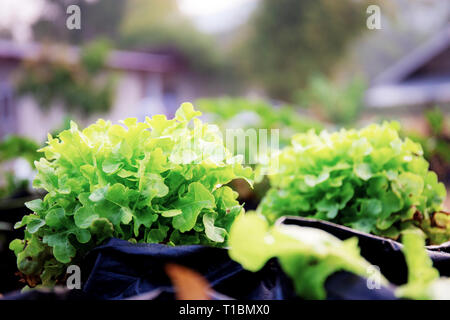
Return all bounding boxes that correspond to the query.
[119,0,223,74]
[0,135,41,167]
[80,39,112,74]
[16,40,115,116]
[0,135,41,199]
[406,107,450,182]
[11,103,253,287]
[425,108,444,136]
[396,230,450,300]
[35,0,226,75]
[197,97,323,148]
[396,230,439,299]
[196,97,323,203]
[239,0,368,100]
[297,75,366,126]
[259,122,448,244]
[49,117,72,139]
[229,214,449,300]
[0,172,29,200]
[228,214,383,299]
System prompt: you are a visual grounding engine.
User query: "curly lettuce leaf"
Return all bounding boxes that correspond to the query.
[11,102,253,287]
[260,122,448,244]
[229,214,385,299]
[396,230,450,300]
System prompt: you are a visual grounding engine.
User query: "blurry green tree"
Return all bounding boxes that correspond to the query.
[33,0,226,76]
[118,0,224,73]
[238,0,369,101]
[297,75,366,126]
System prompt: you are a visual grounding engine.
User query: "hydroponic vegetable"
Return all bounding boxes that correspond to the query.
[259,121,449,244]
[228,214,385,299]
[197,97,323,208]
[0,135,41,199]
[396,230,450,300]
[406,107,450,183]
[197,97,323,148]
[0,135,41,167]
[10,103,253,287]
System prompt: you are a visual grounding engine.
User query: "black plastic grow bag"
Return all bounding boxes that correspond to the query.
[80,238,293,300]
[3,237,397,300]
[279,216,450,285]
[78,238,396,300]
[0,196,37,293]
[7,217,426,300]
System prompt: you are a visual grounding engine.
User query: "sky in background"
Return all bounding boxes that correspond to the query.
[0,0,46,42]
[177,0,259,33]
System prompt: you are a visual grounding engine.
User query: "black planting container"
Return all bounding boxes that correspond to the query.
[278,216,450,285]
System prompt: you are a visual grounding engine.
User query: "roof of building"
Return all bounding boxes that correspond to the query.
[373,25,450,85]
[366,25,450,109]
[0,39,181,73]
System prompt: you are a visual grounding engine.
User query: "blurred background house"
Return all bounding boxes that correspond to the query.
[0,39,186,141]
[0,37,239,142]
[365,24,450,133]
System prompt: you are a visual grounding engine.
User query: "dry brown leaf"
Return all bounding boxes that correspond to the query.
[165,264,210,300]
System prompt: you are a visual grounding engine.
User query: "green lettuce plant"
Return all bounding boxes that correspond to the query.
[396,229,450,300]
[406,107,450,184]
[10,103,252,287]
[296,75,366,126]
[259,121,449,244]
[0,135,41,199]
[229,214,448,300]
[228,214,385,299]
[196,97,324,208]
[197,97,323,149]
[0,135,41,167]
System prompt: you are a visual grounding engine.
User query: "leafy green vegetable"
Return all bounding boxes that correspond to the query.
[229,214,384,299]
[0,135,42,199]
[296,75,366,126]
[11,103,252,287]
[0,135,41,167]
[406,107,450,188]
[259,121,448,244]
[196,97,323,204]
[396,230,450,300]
[197,97,323,149]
